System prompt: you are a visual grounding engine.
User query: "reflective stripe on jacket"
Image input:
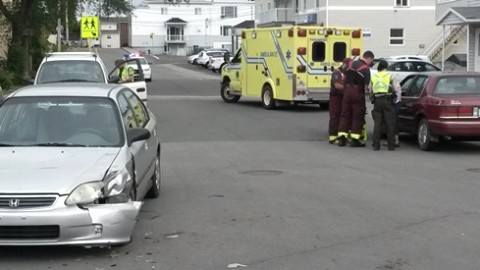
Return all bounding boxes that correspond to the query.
[371,71,392,94]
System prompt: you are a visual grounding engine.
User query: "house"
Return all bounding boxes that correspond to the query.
[436,0,480,72]
[99,17,131,49]
[131,0,255,56]
[255,0,460,66]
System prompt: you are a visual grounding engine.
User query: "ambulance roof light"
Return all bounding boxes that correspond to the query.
[352,48,361,56]
[298,29,307,37]
[352,30,361,38]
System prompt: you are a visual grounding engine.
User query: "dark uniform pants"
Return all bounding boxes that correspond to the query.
[338,84,366,140]
[328,92,343,141]
[372,97,396,148]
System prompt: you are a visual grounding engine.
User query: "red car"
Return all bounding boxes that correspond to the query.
[399,72,480,150]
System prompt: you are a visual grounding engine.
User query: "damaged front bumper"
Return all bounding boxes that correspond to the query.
[0,196,142,247]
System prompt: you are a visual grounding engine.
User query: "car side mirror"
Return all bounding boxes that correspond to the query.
[108,75,120,83]
[127,128,151,146]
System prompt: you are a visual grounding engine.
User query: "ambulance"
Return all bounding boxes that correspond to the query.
[220,26,364,109]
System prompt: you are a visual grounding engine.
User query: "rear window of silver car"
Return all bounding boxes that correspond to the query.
[37,61,106,84]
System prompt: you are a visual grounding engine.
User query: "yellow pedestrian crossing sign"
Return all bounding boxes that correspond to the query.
[81,16,99,39]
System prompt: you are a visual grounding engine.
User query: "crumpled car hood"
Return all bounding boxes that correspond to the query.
[0,147,120,194]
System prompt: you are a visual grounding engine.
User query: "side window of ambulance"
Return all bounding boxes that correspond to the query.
[312,42,325,62]
[333,42,347,62]
[231,49,242,64]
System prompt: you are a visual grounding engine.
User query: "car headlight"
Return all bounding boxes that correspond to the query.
[65,182,104,206]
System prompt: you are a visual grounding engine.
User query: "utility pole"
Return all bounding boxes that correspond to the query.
[56,18,63,52]
[65,3,69,43]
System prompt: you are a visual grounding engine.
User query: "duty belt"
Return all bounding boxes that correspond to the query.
[374,93,392,98]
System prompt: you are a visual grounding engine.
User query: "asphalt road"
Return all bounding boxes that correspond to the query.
[2,48,480,270]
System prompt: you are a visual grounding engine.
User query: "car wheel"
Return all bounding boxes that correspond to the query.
[204,62,209,68]
[146,153,161,198]
[417,118,436,151]
[193,59,197,65]
[262,85,276,110]
[220,81,240,103]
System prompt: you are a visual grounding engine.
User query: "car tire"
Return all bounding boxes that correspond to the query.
[193,59,197,65]
[146,152,161,198]
[417,118,436,151]
[262,85,276,110]
[204,62,209,68]
[146,78,152,82]
[220,81,240,103]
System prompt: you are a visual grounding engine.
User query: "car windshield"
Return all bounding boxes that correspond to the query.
[0,96,124,147]
[434,76,480,94]
[37,60,106,84]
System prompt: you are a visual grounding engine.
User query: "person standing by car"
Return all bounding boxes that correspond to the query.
[337,50,375,147]
[328,58,352,144]
[370,60,398,151]
[115,59,134,83]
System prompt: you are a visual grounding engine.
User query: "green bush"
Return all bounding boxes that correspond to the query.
[0,68,14,90]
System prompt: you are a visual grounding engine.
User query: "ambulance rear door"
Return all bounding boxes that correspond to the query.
[306,30,350,101]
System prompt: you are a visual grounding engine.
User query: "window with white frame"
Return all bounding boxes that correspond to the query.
[161,8,168,15]
[394,0,409,7]
[390,28,404,45]
[195,8,202,15]
[303,0,307,10]
[316,0,320,8]
[221,6,237,18]
[220,26,232,36]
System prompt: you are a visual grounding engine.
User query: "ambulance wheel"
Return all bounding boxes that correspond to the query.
[319,102,329,109]
[221,82,240,103]
[262,85,276,110]
[417,118,436,151]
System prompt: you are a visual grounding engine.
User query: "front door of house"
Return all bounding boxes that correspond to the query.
[475,28,480,72]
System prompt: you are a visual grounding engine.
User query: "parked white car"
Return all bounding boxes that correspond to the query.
[370,59,441,83]
[208,56,234,73]
[384,55,432,64]
[196,51,226,67]
[34,52,149,103]
[187,52,202,65]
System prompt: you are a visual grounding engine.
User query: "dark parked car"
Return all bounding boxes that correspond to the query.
[398,72,480,150]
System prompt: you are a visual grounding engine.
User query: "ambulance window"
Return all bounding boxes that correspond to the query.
[231,49,242,63]
[312,42,325,62]
[333,42,347,62]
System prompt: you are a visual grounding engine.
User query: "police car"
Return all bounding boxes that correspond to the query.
[125,53,152,82]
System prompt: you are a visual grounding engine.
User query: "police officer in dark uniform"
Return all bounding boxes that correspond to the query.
[370,60,397,151]
[328,58,352,144]
[337,51,375,147]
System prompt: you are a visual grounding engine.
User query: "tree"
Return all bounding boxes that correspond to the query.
[0,0,133,84]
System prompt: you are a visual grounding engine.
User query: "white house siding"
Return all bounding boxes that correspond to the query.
[132,0,254,55]
[101,33,121,48]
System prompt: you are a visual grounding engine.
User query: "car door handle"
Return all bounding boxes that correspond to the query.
[137,88,146,92]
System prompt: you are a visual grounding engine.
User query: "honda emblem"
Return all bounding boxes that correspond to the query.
[9,199,20,208]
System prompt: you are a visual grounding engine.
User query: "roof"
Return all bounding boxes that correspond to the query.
[437,7,480,25]
[165,17,187,23]
[233,20,255,29]
[10,83,122,98]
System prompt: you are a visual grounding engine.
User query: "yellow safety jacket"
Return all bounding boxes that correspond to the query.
[371,71,392,94]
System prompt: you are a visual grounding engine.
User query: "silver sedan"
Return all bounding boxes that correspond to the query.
[0,83,161,247]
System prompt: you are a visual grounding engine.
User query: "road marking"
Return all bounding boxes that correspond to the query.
[158,64,219,80]
[148,95,221,100]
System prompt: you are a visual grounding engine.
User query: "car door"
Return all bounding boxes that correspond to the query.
[109,58,148,104]
[117,89,157,198]
[399,75,429,134]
